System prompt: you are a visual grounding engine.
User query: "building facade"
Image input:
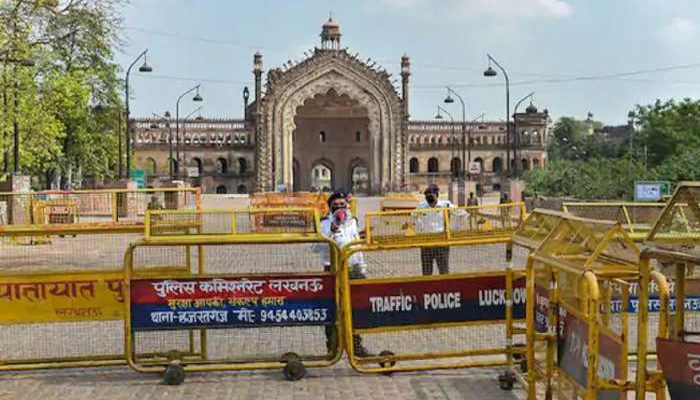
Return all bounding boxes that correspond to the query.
[133,19,550,195]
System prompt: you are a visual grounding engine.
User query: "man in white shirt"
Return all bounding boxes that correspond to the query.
[416,184,454,275]
[318,191,369,356]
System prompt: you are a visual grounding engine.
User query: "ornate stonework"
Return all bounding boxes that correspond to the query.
[257,47,405,194]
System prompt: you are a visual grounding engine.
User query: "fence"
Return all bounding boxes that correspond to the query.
[0,188,201,227]
[519,214,664,400]
[0,188,201,371]
[339,201,530,374]
[562,202,666,241]
[144,208,320,239]
[363,202,525,245]
[124,228,342,384]
[644,183,700,400]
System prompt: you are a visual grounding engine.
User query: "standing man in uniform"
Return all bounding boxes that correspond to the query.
[318,191,370,356]
[466,192,479,230]
[416,184,454,275]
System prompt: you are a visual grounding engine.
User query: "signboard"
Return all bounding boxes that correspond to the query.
[0,271,126,324]
[657,338,700,400]
[129,169,146,189]
[261,213,309,227]
[634,181,670,202]
[350,275,526,330]
[186,167,199,178]
[130,274,335,330]
[468,162,482,175]
[557,309,623,400]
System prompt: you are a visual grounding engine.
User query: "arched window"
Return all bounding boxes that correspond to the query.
[319,131,326,143]
[215,185,227,194]
[216,158,228,174]
[522,158,530,171]
[409,157,419,173]
[427,157,439,173]
[474,157,484,173]
[532,130,540,144]
[356,131,361,142]
[192,157,203,176]
[170,158,179,175]
[238,158,247,174]
[351,164,369,194]
[533,158,541,168]
[492,157,502,173]
[144,157,157,175]
[237,184,247,194]
[450,157,461,176]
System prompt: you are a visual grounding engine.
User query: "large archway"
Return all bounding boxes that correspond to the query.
[259,52,405,194]
[290,89,370,192]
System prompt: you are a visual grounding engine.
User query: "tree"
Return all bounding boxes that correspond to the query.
[655,148,700,183]
[632,98,700,167]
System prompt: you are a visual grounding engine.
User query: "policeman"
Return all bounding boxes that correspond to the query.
[416,184,454,275]
[319,191,370,357]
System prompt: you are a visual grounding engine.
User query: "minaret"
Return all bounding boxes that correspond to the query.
[320,17,341,50]
[400,54,411,117]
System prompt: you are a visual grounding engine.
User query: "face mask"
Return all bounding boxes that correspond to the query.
[426,194,437,204]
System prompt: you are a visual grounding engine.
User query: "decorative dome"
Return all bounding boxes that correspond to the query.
[320,17,341,50]
[525,103,538,113]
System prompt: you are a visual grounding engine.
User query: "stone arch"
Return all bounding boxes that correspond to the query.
[144,157,157,175]
[409,157,419,173]
[216,158,228,174]
[428,157,439,173]
[310,157,335,191]
[492,157,502,173]
[215,185,227,194]
[263,59,403,193]
[349,157,369,194]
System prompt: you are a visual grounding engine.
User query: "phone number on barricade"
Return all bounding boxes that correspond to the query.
[130,274,336,330]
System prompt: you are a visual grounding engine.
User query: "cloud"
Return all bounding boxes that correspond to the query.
[659,17,698,47]
[377,0,574,20]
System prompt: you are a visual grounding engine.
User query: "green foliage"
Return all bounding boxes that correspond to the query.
[0,0,124,188]
[654,147,700,183]
[524,158,656,200]
[547,117,627,161]
[632,99,700,167]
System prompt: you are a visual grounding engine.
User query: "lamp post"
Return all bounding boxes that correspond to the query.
[513,92,535,159]
[443,87,467,180]
[152,111,172,177]
[125,49,153,179]
[483,54,512,176]
[435,105,456,180]
[175,84,203,176]
[182,106,203,173]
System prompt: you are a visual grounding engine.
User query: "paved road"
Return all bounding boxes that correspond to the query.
[0,364,526,400]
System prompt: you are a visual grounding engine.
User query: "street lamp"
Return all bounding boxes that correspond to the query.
[175,84,203,176]
[443,86,467,180]
[483,54,512,176]
[514,92,535,151]
[182,106,203,168]
[125,49,153,179]
[153,111,173,177]
[435,105,457,180]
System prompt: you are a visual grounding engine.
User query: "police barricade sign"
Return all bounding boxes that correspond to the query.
[131,275,335,330]
[350,273,525,330]
[125,237,343,383]
[341,236,527,374]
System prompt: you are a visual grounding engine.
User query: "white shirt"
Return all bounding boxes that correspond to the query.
[415,199,454,233]
[317,214,364,267]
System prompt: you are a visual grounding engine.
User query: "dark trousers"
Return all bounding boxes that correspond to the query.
[421,247,450,275]
[324,264,366,353]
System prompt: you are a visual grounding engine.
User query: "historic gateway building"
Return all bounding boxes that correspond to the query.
[133,19,550,195]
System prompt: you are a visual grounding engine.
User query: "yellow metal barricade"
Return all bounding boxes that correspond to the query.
[644,182,700,400]
[0,189,202,371]
[518,214,663,400]
[124,212,342,384]
[0,188,201,226]
[250,191,358,220]
[364,202,525,245]
[340,202,528,374]
[379,192,422,211]
[563,202,667,242]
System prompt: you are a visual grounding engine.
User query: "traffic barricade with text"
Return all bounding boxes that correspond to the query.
[340,226,527,374]
[0,225,193,371]
[644,182,700,400]
[250,191,358,220]
[124,233,342,384]
[520,215,664,400]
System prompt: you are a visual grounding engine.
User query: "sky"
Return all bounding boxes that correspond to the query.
[116,0,700,125]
